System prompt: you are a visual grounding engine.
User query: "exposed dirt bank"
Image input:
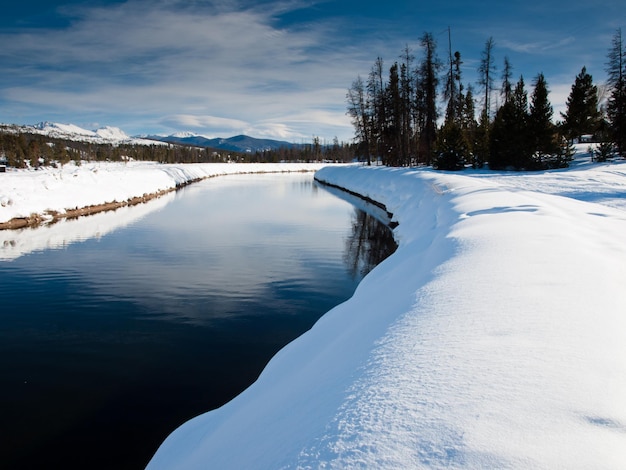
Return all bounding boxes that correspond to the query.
[0,185,183,230]
[1,168,319,231]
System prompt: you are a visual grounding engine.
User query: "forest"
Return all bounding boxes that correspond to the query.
[347,29,626,170]
[0,129,355,168]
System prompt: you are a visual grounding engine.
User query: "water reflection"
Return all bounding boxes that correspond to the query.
[344,208,398,278]
[0,194,174,261]
[0,172,398,470]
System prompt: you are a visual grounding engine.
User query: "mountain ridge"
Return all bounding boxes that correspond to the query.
[0,122,300,153]
[146,133,300,153]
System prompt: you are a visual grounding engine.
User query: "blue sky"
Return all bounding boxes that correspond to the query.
[0,0,623,143]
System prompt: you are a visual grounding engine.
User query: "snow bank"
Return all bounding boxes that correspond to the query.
[148,162,626,469]
[0,162,329,226]
[0,193,174,261]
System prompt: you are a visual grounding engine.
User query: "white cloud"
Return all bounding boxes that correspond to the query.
[0,0,363,141]
[160,114,249,132]
[1,0,616,142]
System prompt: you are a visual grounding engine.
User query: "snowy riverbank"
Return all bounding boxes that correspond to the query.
[0,161,330,229]
[148,159,626,469]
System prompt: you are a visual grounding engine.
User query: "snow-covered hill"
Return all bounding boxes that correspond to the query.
[1,121,297,152]
[1,122,163,146]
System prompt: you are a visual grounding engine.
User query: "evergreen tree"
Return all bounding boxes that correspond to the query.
[367,57,387,163]
[443,51,463,123]
[529,73,558,164]
[561,66,600,142]
[606,28,626,157]
[461,85,478,159]
[473,109,490,168]
[490,77,531,169]
[437,44,469,170]
[501,57,513,104]
[416,32,441,165]
[435,120,467,170]
[399,45,415,164]
[475,37,496,168]
[385,62,402,166]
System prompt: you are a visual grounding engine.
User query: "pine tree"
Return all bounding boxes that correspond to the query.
[437,44,469,170]
[501,57,513,104]
[385,62,402,166]
[399,45,415,164]
[490,77,531,169]
[435,120,467,170]
[473,109,490,169]
[367,57,387,163]
[561,66,600,143]
[443,28,462,124]
[606,28,626,157]
[416,32,441,165]
[461,85,478,159]
[475,37,496,168]
[529,73,558,165]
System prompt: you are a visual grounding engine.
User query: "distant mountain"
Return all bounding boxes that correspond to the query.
[147,133,299,153]
[1,122,163,146]
[1,122,299,153]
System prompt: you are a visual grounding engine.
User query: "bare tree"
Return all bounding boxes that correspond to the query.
[346,75,371,165]
[478,37,496,119]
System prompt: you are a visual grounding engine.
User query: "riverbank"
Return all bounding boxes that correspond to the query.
[149,160,626,469]
[0,162,330,230]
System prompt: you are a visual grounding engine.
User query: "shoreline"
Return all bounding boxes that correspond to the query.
[313,174,399,228]
[0,186,180,230]
[0,163,328,231]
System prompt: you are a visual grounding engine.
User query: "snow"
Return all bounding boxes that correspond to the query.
[34,121,96,136]
[146,157,626,469]
[171,131,202,138]
[0,161,329,227]
[0,192,175,261]
[2,156,625,468]
[3,121,164,146]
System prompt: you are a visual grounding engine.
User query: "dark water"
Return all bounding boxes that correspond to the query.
[0,173,396,469]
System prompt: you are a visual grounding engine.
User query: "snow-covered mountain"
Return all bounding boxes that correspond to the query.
[2,122,163,146]
[1,122,298,152]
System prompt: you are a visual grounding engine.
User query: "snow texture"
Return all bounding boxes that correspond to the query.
[147,158,626,469]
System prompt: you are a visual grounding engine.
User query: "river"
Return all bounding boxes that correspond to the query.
[0,172,396,469]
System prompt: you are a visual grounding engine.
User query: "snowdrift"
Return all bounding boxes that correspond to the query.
[148,162,626,469]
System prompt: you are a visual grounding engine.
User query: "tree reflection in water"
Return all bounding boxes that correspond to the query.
[344,208,397,279]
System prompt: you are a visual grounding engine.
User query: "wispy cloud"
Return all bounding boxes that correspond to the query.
[0,0,623,140]
[500,36,576,55]
[0,0,361,140]
[160,114,250,133]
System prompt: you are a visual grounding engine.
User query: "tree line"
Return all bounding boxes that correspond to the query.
[0,130,355,168]
[347,28,626,170]
[0,131,229,167]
